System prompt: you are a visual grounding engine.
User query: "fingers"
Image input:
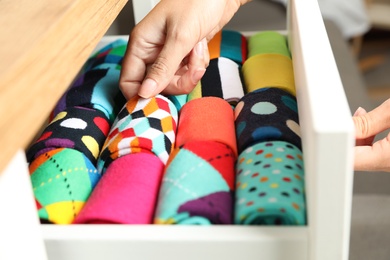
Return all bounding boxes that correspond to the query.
[136,33,205,98]
[354,132,390,172]
[119,23,157,100]
[353,99,390,139]
[119,48,147,100]
[163,38,209,96]
[353,107,375,146]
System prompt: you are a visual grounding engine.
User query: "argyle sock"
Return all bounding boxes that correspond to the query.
[52,39,127,122]
[187,58,245,107]
[26,106,110,165]
[234,141,306,225]
[154,140,236,225]
[29,148,101,224]
[74,153,164,224]
[97,94,178,173]
[176,97,237,156]
[248,31,291,58]
[234,88,301,154]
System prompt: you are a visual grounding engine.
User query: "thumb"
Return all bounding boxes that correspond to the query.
[138,35,196,98]
[353,107,374,146]
[353,99,390,139]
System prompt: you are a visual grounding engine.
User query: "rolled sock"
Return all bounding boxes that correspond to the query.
[248,31,291,58]
[97,94,178,173]
[26,106,110,165]
[53,39,127,122]
[154,140,236,225]
[235,141,306,225]
[74,153,164,224]
[187,58,245,107]
[242,53,296,95]
[208,30,247,66]
[29,148,101,224]
[167,94,188,112]
[176,97,237,156]
[234,88,301,154]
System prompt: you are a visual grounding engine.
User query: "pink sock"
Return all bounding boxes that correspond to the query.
[73,153,164,224]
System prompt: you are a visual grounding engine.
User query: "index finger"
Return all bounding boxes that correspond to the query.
[119,41,147,100]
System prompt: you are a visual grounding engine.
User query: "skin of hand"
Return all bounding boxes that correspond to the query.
[353,98,390,172]
[119,0,252,100]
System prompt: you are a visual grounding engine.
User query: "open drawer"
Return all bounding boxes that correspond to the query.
[0,0,354,260]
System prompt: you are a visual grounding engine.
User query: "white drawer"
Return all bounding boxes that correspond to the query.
[0,0,354,260]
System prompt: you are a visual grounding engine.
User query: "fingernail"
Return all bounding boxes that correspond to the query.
[195,41,204,57]
[138,78,157,98]
[192,68,206,84]
[353,107,366,116]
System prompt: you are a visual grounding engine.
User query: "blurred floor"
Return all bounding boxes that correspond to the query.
[359,29,390,106]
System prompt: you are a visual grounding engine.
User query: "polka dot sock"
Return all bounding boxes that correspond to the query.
[97,94,178,174]
[154,140,236,225]
[29,148,101,224]
[26,106,110,165]
[235,141,306,225]
[208,30,247,66]
[234,88,301,154]
[187,57,245,107]
[74,153,164,224]
[52,39,127,122]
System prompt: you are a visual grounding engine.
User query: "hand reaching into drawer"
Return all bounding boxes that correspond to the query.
[119,0,252,100]
[353,98,390,172]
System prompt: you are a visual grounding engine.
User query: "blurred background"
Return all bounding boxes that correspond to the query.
[105,1,390,259]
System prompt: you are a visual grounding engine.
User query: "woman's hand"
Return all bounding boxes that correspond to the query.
[119,0,251,99]
[353,98,390,172]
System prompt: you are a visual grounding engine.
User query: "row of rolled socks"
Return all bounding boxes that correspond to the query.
[27,30,306,225]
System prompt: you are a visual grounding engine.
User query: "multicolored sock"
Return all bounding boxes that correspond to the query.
[235,141,306,225]
[208,30,247,66]
[187,58,245,107]
[26,106,110,165]
[176,97,237,156]
[242,53,296,95]
[74,153,164,224]
[167,94,188,112]
[97,94,178,173]
[52,39,127,122]
[248,31,291,58]
[29,148,101,224]
[234,88,301,154]
[154,140,236,225]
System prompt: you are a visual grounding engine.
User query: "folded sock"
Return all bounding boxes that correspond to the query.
[187,58,245,107]
[235,141,306,225]
[248,31,291,58]
[234,88,301,154]
[154,140,236,225]
[97,94,178,173]
[176,97,237,156]
[74,153,164,224]
[29,148,101,224]
[53,39,127,122]
[242,53,296,96]
[167,94,188,112]
[208,30,247,66]
[26,106,110,165]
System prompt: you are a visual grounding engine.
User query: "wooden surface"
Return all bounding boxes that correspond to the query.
[0,0,128,173]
